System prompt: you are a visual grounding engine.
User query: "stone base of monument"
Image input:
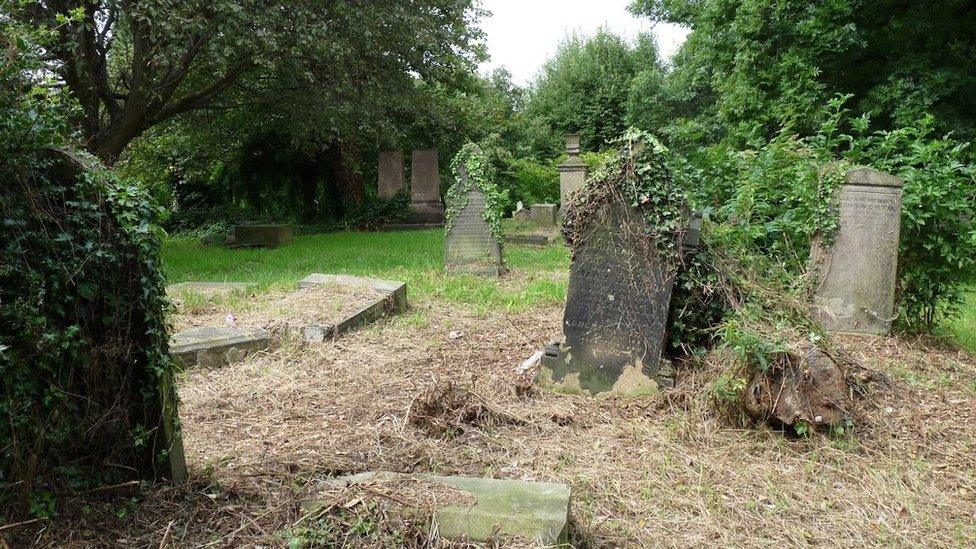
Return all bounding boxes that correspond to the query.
[233,224,294,248]
[502,218,561,247]
[292,274,407,342]
[170,326,270,369]
[505,233,558,246]
[301,472,571,545]
[446,263,506,278]
[406,201,446,225]
[538,343,676,396]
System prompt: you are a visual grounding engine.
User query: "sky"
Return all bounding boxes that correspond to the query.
[477,0,690,85]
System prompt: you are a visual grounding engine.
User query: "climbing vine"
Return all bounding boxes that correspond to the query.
[446,142,507,240]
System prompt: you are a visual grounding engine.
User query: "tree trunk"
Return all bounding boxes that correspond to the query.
[328,138,365,206]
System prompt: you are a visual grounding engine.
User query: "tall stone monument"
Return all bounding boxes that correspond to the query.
[557,134,587,207]
[540,138,685,396]
[408,149,446,224]
[812,167,904,335]
[444,166,504,277]
[377,150,405,199]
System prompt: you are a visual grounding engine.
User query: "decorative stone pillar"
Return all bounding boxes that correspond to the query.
[557,134,587,207]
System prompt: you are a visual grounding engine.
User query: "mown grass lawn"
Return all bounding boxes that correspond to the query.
[162,229,570,314]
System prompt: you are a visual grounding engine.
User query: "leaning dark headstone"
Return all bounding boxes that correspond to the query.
[234,224,293,248]
[811,167,904,335]
[377,150,405,199]
[541,135,686,396]
[408,149,446,224]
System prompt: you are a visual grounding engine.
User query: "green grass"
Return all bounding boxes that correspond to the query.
[948,284,976,353]
[162,230,570,313]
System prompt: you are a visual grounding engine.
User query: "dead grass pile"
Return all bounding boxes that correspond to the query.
[407,379,528,437]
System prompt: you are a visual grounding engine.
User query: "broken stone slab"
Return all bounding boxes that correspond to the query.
[293,274,408,341]
[301,472,571,545]
[166,282,248,301]
[169,326,269,368]
[233,224,294,248]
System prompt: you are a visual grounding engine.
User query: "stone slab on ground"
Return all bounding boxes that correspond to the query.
[505,233,558,246]
[166,282,248,301]
[301,472,571,545]
[170,326,270,368]
[294,274,408,341]
[233,224,294,248]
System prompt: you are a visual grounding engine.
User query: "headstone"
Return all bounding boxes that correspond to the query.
[377,150,405,199]
[302,472,571,545]
[170,326,270,368]
[445,182,504,277]
[233,224,293,248]
[531,203,558,226]
[811,167,904,335]
[557,134,587,206]
[513,201,531,222]
[408,149,445,224]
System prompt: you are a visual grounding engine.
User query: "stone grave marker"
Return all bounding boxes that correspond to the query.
[541,139,685,396]
[233,224,293,248]
[531,203,558,226]
[302,472,571,545]
[811,167,904,335]
[445,166,504,277]
[294,273,408,341]
[408,149,445,224]
[512,201,530,222]
[170,326,270,368]
[377,150,405,199]
[557,134,587,206]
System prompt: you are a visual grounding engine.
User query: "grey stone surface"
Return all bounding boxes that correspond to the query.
[531,204,558,226]
[295,274,408,341]
[540,199,678,396]
[812,167,904,335]
[378,150,405,199]
[170,326,269,368]
[445,184,504,277]
[234,224,293,248]
[558,135,587,206]
[405,149,445,224]
[512,201,531,222]
[302,472,571,545]
[166,282,248,301]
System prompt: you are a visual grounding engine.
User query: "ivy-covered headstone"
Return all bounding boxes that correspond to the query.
[540,130,688,396]
[444,143,505,277]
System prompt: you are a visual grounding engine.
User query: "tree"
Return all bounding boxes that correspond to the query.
[524,29,665,156]
[16,0,485,163]
[630,0,976,146]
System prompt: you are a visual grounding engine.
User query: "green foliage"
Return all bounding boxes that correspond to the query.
[498,157,559,209]
[446,143,508,240]
[525,30,665,156]
[1,15,177,516]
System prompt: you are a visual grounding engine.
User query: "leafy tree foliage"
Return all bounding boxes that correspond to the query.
[15,0,485,162]
[630,0,976,145]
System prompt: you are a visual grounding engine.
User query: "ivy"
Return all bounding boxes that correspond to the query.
[445,142,507,240]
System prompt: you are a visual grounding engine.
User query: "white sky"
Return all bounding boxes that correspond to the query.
[477,0,690,85]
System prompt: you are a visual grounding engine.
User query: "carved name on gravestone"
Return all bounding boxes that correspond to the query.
[378,150,405,199]
[408,149,445,224]
[445,170,503,277]
[812,167,904,335]
[557,134,587,206]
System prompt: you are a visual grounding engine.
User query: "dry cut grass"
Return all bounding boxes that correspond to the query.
[10,292,976,547]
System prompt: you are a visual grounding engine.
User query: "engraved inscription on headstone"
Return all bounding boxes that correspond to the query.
[812,167,903,335]
[541,200,678,395]
[445,188,503,276]
[378,150,405,199]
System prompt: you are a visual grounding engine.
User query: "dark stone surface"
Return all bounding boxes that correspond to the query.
[541,200,678,395]
[233,224,293,248]
[445,187,503,277]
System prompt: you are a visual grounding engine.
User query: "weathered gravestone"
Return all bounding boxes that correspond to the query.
[377,150,405,199]
[540,137,686,396]
[512,201,531,222]
[531,203,558,226]
[557,134,587,207]
[234,224,293,248]
[408,149,446,224]
[811,167,904,335]
[445,175,504,276]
